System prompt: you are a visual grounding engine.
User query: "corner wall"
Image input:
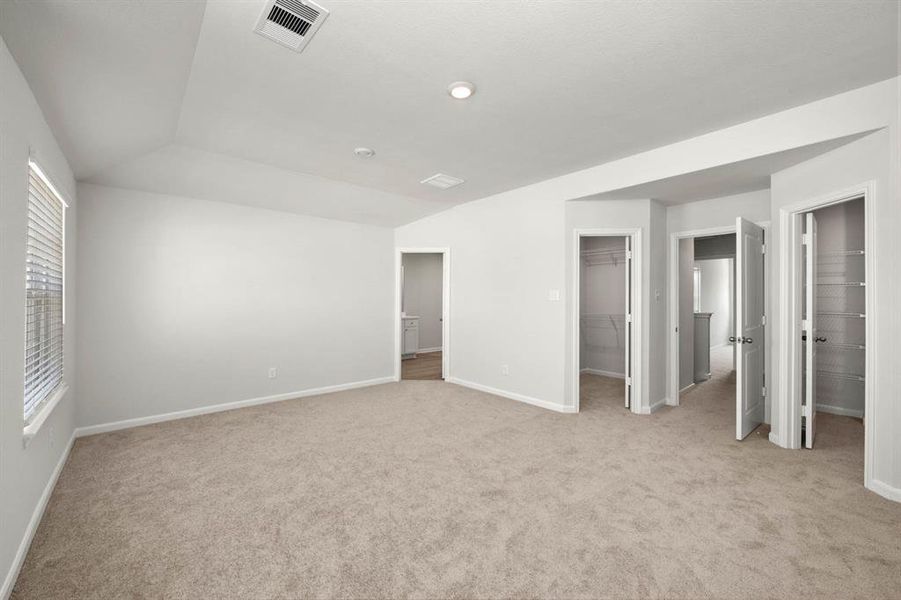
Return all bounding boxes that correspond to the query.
[0,36,78,598]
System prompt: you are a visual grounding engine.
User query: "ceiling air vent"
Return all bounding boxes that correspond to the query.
[421,173,465,190]
[254,0,329,53]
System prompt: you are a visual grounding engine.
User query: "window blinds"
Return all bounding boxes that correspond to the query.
[24,163,65,422]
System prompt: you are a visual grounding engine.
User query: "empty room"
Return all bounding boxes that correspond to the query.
[1,1,900,598]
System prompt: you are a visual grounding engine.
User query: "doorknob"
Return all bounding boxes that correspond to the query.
[729,336,737,343]
[744,337,753,344]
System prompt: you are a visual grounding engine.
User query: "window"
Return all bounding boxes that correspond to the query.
[24,160,66,423]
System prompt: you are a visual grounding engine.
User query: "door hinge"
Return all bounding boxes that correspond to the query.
[626,313,633,323]
[802,233,810,246]
[626,376,633,386]
[762,386,767,397]
[801,319,809,330]
[761,243,766,254]
[761,315,767,326]
[626,250,633,259]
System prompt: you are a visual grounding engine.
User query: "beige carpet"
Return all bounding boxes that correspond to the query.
[12,356,901,598]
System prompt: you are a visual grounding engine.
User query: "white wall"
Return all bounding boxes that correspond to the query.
[0,36,78,598]
[770,126,900,499]
[696,258,734,348]
[580,237,626,376]
[76,184,395,429]
[401,253,443,351]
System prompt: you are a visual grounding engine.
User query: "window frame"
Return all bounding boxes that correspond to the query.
[23,158,69,439]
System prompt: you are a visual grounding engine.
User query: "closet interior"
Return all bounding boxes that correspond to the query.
[579,236,627,387]
[802,196,866,446]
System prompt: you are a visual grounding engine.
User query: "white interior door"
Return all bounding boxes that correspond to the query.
[624,236,633,409]
[735,217,766,440]
[804,213,818,448]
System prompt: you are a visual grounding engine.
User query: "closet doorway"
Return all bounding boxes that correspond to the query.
[572,229,641,413]
[395,248,450,381]
[785,189,871,462]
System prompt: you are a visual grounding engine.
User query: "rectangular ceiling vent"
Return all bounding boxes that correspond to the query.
[254,0,329,53]
[420,173,465,190]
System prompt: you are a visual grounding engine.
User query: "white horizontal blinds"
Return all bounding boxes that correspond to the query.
[24,165,65,422]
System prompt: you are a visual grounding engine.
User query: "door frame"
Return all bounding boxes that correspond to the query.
[572,228,642,414]
[394,248,451,381]
[667,223,770,409]
[777,181,874,486]
[667,225,737,407]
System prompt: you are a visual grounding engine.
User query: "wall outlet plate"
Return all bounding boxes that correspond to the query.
[268,367,278,379]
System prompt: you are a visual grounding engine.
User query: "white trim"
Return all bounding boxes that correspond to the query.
[778,181,875,493]
[868,479,901,503]
[22,383,68,448]
[416,347,442,354]
[641,397,668,414]
[395,248,450,381]
[74,377,394,437]
[816,404,864,419]
[572,228,642,414]
[2,430,76,600]
[580,368,625,380]
[446,377,576,413]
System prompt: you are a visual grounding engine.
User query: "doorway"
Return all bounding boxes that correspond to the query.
[795,195,868,450]
[395,248,450,381]
[668,219,768,440]
[572,229,641,413]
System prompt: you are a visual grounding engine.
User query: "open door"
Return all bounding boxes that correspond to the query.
[803,213,817,448]
[624,236,633,409]
[735,217,766,440]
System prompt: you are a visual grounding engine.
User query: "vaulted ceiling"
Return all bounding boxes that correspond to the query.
[1,1,897,225]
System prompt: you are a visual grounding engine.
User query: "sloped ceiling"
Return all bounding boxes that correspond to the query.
[1,0,898,226]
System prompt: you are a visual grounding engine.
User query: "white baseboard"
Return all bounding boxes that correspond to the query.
[579,368,625,379]
[868,479,901,503]
[679,382,695,393]
[816,404,864,418]
[417,347,442,354]
[641,397,668,414]
[446,377,576,414]
[75,376,395,438]
[2,430,76,600]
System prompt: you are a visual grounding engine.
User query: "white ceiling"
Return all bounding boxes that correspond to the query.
[1,1,898,225]
[592,133,873,205]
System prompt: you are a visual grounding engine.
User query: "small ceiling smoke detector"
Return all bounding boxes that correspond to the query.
[254,0,329,53]
[447,81,476,100]
[354,147,375,158]
[421,173,465,189]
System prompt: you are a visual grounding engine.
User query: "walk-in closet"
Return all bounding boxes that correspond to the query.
[802,196,866,447]
[579,236,628,405]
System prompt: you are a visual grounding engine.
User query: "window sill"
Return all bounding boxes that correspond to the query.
[23,383,68,449]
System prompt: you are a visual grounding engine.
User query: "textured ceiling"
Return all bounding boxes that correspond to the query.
[1,0,898,225]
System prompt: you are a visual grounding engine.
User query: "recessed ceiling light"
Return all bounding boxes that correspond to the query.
[447,81,476,100]
[354,147,375,158]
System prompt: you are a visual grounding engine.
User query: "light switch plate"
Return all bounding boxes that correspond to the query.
[548,289,561,301]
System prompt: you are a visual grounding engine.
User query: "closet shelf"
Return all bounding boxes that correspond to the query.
[581,248,626,267]
[819,342,865,351]
[816,282,865,287]
[818,250,865,257]
[817,370,865,382]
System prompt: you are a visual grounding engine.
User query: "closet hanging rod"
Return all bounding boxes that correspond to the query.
[818,342,865,350]
[817,312,866,318]
[580,248,625,256]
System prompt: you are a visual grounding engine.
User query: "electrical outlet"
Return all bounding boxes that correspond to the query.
[501,364,509,376]
[268,367,278,379]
